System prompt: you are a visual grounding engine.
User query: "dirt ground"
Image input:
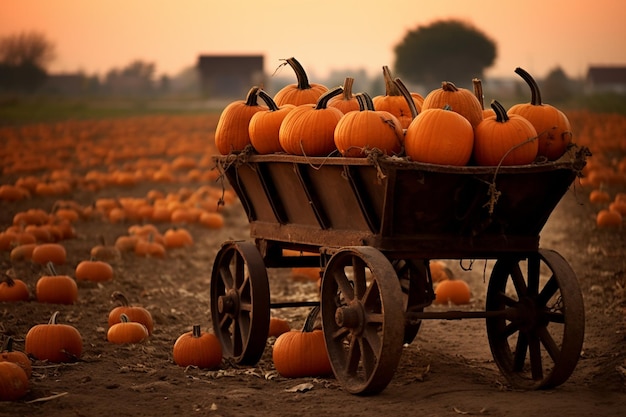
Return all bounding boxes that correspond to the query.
[1,155,626,417]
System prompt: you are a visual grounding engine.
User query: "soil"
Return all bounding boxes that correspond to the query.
[1,153,625,417]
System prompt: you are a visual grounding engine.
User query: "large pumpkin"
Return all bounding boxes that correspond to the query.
[214,86,266,155]
[279,87,344,156]
[473,100,538,166]
[249,89,295,154]
[508,67,572,160]
[333,92,403,157]
[422,81,484,129]
[273,57,328,106]
[25,311,83,362]
[172,325,222,369]
[372,66,423,129]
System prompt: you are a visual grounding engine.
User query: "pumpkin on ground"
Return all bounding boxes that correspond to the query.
[268,317,291,338]
[473,100,539,166]
[508,67,572,161]
[214,86,266,155]
[279,87,345,156]
[333,92,403,157]
[272,306,332,378]
[0,362,29,401]
[31,242,67,265]
[434,278,471,305]
[36,263,78,305]
[25,311,83,362]
[75,259,114,282]
[172,325,222,369]
[0,274,30,302]
[1,337,32,378]
[108,291,154,335]
[596,209,622,228]
[273,57,328,106]
[107,314,149,344]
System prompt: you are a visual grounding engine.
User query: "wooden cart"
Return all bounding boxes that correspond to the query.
[210,145,589,395]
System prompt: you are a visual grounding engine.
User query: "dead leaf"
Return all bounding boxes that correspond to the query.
[285,382,314,393]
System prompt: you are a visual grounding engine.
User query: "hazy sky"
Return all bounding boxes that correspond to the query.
[1,0,625,80]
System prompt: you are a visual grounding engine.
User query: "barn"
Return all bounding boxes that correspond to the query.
[197,54,265,99]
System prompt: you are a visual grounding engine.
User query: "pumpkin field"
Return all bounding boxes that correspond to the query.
[1,101,625,416]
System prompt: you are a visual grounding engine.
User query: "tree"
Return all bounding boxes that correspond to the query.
[103,60,156,95]
[0,31,55,92]
[541,66,572,103]
[393,20,496,91]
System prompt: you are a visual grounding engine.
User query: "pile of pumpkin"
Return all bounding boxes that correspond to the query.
[215,57,573,167]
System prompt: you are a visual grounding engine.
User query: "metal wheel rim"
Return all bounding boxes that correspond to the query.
[486,249,585,389]
[321,246,404,395]
[210,241,270,365]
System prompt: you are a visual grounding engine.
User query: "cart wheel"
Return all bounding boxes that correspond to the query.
[210,241,270,365]
[321,246,404,395]
[486,249,585,389]
[393,259,431,344]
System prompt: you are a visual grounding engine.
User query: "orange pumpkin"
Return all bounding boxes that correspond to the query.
[327,76,361,114]
[107,314,149,344]
[273,57,328,106]
[0,274,29,302]
[108,291,154,335]
[434,278,471,305]
[268,317,291,338]
[333,92,403,157]
[372,66,423,129]
[75,259,114,282]
[248,89,295,154]
[36,263,78,305]
[30,243,67,265]
[278,87,344,156]
[473,100,539,166]
[163,227,194,248]
[0,362,29,401]
[596,209,622,228]
[508,67,572,161]
[1,337,32,378]
[172,325,222,369]
[422,81,484,129]
[25,311,83,362]
[214,86,266,155]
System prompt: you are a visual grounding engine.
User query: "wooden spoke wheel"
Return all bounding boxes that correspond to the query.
[210,241,270,365]
[486,249,585,389]
[321,247,404,395]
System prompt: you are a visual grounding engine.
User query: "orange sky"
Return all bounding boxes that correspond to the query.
[1,0,625,80]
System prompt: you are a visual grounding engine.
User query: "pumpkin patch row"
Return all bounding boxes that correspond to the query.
[215,57,573,167]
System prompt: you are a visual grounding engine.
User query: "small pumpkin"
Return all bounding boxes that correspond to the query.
[372,66,423,129]
[90,235,122,262]
[596,209,622,228]
[508,67,572,160]
[0,273,30,302]
[473,100,539,166]
[36,262,78,305]
[248,89,295,154]
[273,57,328,106]
[0,362,29,401]
[172,324,222,369]
[163,227,194,249]
[75,258,114,282]
[434,278,471,305]
[268,317,291,338]
[327,76,360,113]
[422,81,484,129]
[278,86,344,156]
[1,337,32,378]
[134,235,166,258]
[9,242,37,262]
[214,86,266,155]
[107,314,149,344]
[25,311,83,362]
[108,291,154,335]
[429,260,453,283]
[272,306,332,378]
[333,92,403,157]
[31,242,67,265]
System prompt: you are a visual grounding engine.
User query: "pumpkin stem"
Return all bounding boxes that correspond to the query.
[315,86,343,110]
[302,305,320,333]
[515,67,542,106]
[192,324,202,338]
[111,291,131,307]
[393,77,419,118]
[2,336,14,352]
[381,66,402,96]
[257,89,280,111]
[46,261,57,276]
[490,100,510,123]
[355,92,375,111]
[441,81,459,92]
[1,272,15,287]
[472,78,485,110]
[49,310,60,325]
[281,57,312,90]
[119,313,130,323]
[244,86,261,106]
[341,77,355,100]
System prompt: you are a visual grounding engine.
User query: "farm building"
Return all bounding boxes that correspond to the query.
[197,54,265,99]
[585,65,626,94]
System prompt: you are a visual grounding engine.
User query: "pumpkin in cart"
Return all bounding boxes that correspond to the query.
[249,89,295,154]
[327,76,360,113]
[214,86,266,155]
[273,57,328,106]
[422,81,484,129]
[373,66,423,129]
